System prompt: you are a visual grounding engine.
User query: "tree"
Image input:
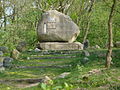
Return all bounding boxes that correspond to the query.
[0,0,2,18]
[83,0,95,43]
[105,0,116,68]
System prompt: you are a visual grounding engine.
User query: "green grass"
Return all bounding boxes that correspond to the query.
[0,49,120,90]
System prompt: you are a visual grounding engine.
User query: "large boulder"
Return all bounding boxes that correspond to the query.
[37,10,80,43]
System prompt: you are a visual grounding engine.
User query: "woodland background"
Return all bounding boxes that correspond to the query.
[0,0,120,49]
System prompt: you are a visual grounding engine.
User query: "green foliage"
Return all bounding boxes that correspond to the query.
[39,82,73,90]
[77,65,84,74]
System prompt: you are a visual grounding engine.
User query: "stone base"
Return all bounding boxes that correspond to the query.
[37,42,83,50]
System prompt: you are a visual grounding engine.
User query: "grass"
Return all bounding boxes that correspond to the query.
[0,49,120,90]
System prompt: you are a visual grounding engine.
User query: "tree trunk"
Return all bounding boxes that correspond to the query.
[2,1,6,30]
[83,0,95,43]
[12,5,16,23]
[0,1,2,17]
[105,0,116,68]
[83,21,90,43]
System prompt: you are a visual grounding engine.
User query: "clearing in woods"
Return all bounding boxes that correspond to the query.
[0,49,120,90]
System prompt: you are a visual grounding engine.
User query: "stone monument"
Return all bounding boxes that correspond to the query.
[37,10,83,50]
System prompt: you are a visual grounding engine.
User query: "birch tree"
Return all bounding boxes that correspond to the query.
[106,0,116,68]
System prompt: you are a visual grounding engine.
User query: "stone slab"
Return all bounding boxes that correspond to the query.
[17,65,71,69]
[29,56,76,60]
[37,42,83,50]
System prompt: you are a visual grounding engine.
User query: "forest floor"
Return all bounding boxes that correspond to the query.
[0,49,120,90]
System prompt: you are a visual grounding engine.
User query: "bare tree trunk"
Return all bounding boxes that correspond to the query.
[0,0,2,17]
[105,0,116,68]
[11,5,16,23]
[83,21,90,43]
[83,0,95,43]
[2,0,7,31]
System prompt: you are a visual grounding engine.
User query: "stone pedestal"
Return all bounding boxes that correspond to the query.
[37,42,83,50]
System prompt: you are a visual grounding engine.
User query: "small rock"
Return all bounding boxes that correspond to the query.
[16,41,27,52]
[57,72,70,78]
[28,49,33,52]
[0,51,3,56]
[34,48,41,52]
[43,76,53,85]
[95,45,100,49]
[0,46,9,53]
[11,49,20,59]
[82,50,90,57]
[3,57,13,67]
[81,57,89,64]
[27,57,30,60]
[0,67,5,71]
